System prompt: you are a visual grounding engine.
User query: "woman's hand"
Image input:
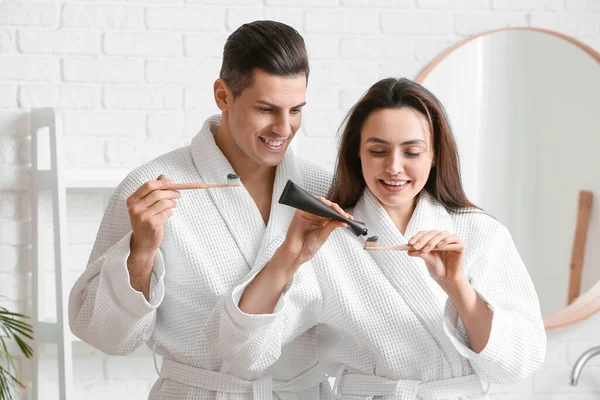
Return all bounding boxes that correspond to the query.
[407,230,466,288]
[408,231,494,353]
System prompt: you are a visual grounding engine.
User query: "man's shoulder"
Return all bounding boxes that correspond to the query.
[114,145,194,198]
[296,157,333,198]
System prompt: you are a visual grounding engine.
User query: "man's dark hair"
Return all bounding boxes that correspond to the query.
[220,20,310,97]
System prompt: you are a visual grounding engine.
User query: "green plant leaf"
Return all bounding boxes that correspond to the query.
[12,336,32,359]
[0,307,34,399]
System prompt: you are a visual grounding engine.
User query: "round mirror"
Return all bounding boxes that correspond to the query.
[416,28,600,325]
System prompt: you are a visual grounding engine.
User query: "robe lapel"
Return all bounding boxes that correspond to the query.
[189,116,266,268]
[353,190,464,377]
[252,145,302,266]
[189,115,302,270]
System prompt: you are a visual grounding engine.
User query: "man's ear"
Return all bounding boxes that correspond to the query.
[214,78,233,111]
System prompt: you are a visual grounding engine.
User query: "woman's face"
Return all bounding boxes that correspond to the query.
[359,107,434,211]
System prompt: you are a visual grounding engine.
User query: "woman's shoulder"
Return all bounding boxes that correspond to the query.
[449,207,510,249]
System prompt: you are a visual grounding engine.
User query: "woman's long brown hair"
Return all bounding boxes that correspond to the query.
[328,77,479,214]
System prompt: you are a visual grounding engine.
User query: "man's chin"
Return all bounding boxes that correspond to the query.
[244,152,282,168]
[252,147,288,167]
[257,155,285,167]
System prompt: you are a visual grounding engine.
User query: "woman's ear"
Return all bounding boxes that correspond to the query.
[214,78,232,111]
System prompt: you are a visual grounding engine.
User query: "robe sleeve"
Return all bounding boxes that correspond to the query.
[204,236,323,377]
[68,189,166,355]
[204,157,331,377]
[443,223,546,384]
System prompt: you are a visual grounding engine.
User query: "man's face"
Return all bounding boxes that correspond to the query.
[225,69,307,167]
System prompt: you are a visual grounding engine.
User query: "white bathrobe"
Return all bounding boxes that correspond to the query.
[68,115,334,400]
[208,189,546,400]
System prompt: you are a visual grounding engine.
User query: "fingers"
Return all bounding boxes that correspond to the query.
[294,195,354,225]
[138,186,181,210]
[408,230,440,251]
[147,198,177,217]
[435,234,462,250]
[316,197,354,220]
[134,198,175,226]
[408,231,462,253]
[295,209,331,224]
[407,249,430,258]
[127,175,180,213]
[285,213,347,260]
[127,175,177,205]
[407,231,426,247]
[421,231,448,253]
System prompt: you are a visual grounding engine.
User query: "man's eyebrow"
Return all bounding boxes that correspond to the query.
[256,100,307,109]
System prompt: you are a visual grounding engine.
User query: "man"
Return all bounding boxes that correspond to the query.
[69,20,333,399]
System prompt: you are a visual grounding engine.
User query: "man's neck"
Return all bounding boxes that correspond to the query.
[214,116,277,188]
[215,116,277,224]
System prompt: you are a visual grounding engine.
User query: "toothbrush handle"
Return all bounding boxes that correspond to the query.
[168,183,241,190]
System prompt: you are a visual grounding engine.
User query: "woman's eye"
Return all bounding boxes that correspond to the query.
[370,150,387,156]
[406,152,421,157]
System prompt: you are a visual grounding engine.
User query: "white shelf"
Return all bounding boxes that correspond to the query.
[30,108,135,400]
[64,168,130,189]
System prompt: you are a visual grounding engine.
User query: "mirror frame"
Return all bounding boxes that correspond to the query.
[415,27,600,330]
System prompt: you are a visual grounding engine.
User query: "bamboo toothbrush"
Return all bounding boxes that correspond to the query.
[167,173,242,190]
[363,236,463,251]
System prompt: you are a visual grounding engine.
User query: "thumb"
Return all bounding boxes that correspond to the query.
[157,174,175,186]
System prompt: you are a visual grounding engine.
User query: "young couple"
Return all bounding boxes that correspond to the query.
[70,20,545,400]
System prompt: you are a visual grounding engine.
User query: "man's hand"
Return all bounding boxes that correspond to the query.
[279,197,352,277]
[238,197,352,315]
[126,174,180,299]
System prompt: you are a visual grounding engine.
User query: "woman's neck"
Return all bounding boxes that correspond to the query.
[381,196,419,236]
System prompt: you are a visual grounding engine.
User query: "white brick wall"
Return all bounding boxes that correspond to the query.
[145,6,225,30]
[61,4,145,30]
[18,84,100,109]
[0,55,60,81]
[62,59,144,83]
[17,30,99,55]
[103,32,182,57]
[1,1,600,399]
[0,2,58,27]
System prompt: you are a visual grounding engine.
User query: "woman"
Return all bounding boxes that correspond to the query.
[205,78,546,399]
